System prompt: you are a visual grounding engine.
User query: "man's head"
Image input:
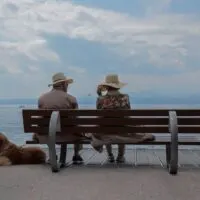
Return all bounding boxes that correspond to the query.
[53,81,68,92]
[48,72,73,92]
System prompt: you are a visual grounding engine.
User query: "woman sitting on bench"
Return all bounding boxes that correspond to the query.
[91,74,155,163]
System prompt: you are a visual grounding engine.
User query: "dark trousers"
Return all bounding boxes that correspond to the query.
[106,144,125,157]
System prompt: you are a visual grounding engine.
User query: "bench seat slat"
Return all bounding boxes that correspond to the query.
[24,126,169,134]
[23,117,200,127]
[25,136,200,145]
[61,118,169,126]
[23,109,200,117]
[23,125,200,134]
[24,117,170,126]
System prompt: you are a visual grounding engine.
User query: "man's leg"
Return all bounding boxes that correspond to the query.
[106,144,115,163]
[72,144,83,164]
[32,133,39,142]
[116,144,125,163]
[59,144,67,167]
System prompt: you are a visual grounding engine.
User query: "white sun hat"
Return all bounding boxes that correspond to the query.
[48,72,73,87]
[98,74,127,89]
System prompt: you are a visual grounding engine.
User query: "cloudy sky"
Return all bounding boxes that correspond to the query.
[0,0,200,98]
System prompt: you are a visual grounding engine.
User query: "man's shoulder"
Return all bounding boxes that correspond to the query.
[38,90,51,99]
[66,93,77,102]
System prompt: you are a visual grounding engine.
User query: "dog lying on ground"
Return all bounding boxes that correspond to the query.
[0,132,46,166]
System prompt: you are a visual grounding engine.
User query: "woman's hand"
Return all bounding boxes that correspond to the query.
[97,85,106,96]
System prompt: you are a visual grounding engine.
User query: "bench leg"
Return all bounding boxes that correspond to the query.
[48,111,61,173]
[168,111,178,175]
[166,144,171,168]
[59,144,67,168]
[48,144,59,172]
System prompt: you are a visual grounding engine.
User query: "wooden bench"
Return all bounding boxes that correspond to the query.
[22,109,200,175]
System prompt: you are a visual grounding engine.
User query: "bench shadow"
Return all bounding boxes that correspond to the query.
[40,162,200,174]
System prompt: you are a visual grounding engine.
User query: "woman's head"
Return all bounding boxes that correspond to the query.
[96,85,119,96]
[105,85,119,91]
[97,74,126,96]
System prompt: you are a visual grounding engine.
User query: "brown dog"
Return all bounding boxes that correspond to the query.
[0,133,46,166]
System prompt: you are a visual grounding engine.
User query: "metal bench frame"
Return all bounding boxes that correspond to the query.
[46,110,178,174]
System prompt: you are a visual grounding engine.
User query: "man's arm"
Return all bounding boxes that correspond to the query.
[38,97,43,109]
[71,97,79,109]
[66,94,79,109]
[38,93,47,109]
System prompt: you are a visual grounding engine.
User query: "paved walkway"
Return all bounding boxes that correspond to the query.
[1,148,200,200]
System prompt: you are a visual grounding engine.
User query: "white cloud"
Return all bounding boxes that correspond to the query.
[0,39,59,61]
[143,0,172,16]
[67,66,86,74]
[0,0,200,97]
[121,69,200,94]
[1,0,200,69]
[28,65,40,72]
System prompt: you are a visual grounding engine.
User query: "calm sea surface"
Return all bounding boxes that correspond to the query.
[1,104,200,146]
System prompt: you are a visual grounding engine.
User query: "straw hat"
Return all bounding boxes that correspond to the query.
[98,74,127,89]
[48,72,73,87]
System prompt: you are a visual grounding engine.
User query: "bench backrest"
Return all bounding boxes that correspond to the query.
[22,109,200,134]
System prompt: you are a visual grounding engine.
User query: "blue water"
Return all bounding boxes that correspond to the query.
[1,104,200,145]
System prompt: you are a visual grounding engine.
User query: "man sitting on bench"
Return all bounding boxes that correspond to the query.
[33,72,84,164]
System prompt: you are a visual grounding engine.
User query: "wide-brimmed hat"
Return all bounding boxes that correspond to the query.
[48,72,73,87]
[98,74,127,89]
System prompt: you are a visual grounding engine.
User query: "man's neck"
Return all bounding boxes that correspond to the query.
[52,87,66,92]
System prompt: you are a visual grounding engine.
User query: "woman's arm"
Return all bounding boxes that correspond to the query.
[126,95,131,109]
[96,97,102,109]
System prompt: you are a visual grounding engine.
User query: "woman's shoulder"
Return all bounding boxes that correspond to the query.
[97,93,129,99]
[96,96,107,104]
[96,95,105,101]
[119,93,130,99]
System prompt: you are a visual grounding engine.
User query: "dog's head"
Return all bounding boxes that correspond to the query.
[0,133,9,152]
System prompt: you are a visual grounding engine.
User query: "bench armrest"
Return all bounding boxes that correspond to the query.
[48,111,61,172]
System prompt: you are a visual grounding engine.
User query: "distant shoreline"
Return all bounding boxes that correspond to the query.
[1,96,200,105]
[1,104,200,109]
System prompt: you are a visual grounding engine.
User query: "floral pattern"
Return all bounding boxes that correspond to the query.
[96,93,131,110]
[89,91,155,152]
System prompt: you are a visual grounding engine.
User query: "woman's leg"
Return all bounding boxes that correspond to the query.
[73,144,83,164]
[116,144,125,163]
[106,144,114,162]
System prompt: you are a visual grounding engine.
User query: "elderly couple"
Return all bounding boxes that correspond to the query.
[33,72,155,164]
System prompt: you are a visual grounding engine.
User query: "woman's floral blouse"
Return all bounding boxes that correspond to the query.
[96,93,131,110]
